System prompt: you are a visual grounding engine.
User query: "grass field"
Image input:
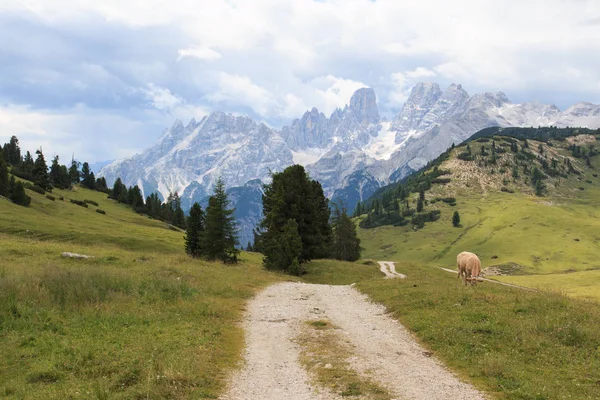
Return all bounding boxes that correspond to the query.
[0,185,288,399]
[359,138,600,300]
[304,259,600,400]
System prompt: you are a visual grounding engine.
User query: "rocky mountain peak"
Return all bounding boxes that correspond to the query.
[349,87,380,125]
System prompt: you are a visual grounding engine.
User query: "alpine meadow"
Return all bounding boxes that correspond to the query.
[3,1,600,398]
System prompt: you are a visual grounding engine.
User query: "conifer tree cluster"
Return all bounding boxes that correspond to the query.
[184,178,239,263]
[331,204,362,262]
[259,165,333,275]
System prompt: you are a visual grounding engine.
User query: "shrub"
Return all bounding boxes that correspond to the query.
[457,152,474,161]
[70,199,89,208]
[501,187,515,193]
[84,199,99,206]
[431,178,451,184]
[59,196,64,201]
[45,194,55,201]
[579,187,585,191]
[96,209,106,215]
[24,183,45,195]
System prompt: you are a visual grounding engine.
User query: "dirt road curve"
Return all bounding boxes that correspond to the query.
[378,261,407,279]
[220,282,486,400]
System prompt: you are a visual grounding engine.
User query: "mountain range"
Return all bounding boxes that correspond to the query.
[99,82,600,245]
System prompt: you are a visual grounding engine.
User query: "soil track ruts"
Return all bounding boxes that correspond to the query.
[220,281,486,400]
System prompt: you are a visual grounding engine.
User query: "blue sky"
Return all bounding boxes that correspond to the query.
[1,0,599,166]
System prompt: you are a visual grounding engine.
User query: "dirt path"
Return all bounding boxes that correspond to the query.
[439,267,537,291]
[378,261,407,279]
[220,282,486,400]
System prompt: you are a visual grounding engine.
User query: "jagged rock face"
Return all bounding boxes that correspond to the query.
[100,83,600,244]
[391,82,442,134]
[349,88,380,125]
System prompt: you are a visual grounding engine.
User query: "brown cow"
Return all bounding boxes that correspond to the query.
[456,251,482,286]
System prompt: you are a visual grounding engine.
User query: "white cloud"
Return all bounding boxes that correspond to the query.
[143,83,183,111]
[311,75,368,116]
[2,0,600,160]
[177,46,222,62]
[208,73,277,116]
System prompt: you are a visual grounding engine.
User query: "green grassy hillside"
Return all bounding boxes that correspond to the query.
[359,130,600,300]
[0,184,287,399]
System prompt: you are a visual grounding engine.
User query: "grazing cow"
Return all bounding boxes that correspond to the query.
[456,251,482,286]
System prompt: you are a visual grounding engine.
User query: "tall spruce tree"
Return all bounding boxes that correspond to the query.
[203,178,239,263]
[263,218,303,274]
[452,210,461,227]
[33,149,51,191]
[69,157,80,184]
[81,162,95,189]
[0,149,8,197]
[9,176,31,206]
[49,155,69,189]
[331,204,362,262]
[185,202,205,257]
[22,151,34,174]
[261,165,332,272]
[5,136,21,166]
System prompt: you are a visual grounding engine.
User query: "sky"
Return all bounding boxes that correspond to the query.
[1,0,599,165]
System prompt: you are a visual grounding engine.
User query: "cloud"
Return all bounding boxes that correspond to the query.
[1,0,600,161]
[177,46,222,62]
[144,83,183,111]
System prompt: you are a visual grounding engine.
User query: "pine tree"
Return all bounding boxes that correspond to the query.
[128,185,145,211]
[9,176,31,206]
[452,210,461,227]
[171,192,185,228]
[331,205,362,262]
[33,149,51,191]
[203,178,239,263]
[69,157,80,184]
[81,163,95,189]
[22,151,34,173]
[261,165,332,267]
[263,218,303,274]
[5,136,21,166]
[185,202,205,257]
[95,177,108,192]
[112,178,127,203]
[416,198,424,212]
[49,155,65,189]
[353,200,362,217]
[0,149,8,197]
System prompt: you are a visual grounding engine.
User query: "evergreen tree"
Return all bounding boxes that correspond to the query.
[33,149,51,191]
[171,192,185,228]
[49,155,68,189]
[331,205,362,262]
[419,188,425,202]
[185,202,205,257]
[95,177,108,192]
[9,176,31,206]
[5,136,21,166]
[128,185,145,211]
[22,151,34,173]
[112,178,128,203]
[535,179,545,196]
[261,165,332,267]
[353,200,362,217]
[452,210,461,227]
[416,198,424,212]
[81,163,95,189]
[203,178,239,263]
[263,218,303,274]
[0,150,8,197]
[69,157,80,184]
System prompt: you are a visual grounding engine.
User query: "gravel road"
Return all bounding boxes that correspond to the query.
[220,280,486,400]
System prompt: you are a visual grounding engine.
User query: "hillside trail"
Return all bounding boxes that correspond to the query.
[220,264,486,400]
